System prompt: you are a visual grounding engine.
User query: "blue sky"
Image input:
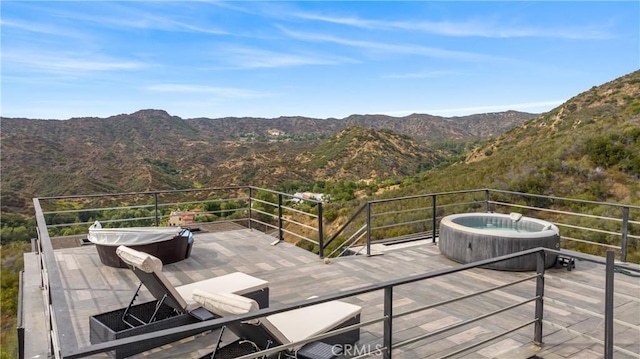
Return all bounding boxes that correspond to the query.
[1,1,638,120]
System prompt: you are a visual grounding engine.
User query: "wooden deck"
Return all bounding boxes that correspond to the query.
[24,227,640,358]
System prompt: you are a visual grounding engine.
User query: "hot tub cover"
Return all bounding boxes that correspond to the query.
[88,221,184,246]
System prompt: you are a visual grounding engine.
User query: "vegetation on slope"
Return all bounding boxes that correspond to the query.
[1,242,30,359]
[1,71,639,357]
[296,126,445,181]
[0,110,533,206]
[462,70,640,202]
[359,70,640,260]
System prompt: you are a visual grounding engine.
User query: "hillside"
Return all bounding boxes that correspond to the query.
[296,126,445,180]
[4,67,638,216]
[0,110,532,213]
[387,70,640,204]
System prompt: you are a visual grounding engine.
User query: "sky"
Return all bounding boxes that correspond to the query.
[1,1,639,120]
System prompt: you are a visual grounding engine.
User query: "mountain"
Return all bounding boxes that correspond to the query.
[295,126,445,181]
[3,65,638,218]
[387,70,640,204]
[0,110,533,213]
[187,111,536,143]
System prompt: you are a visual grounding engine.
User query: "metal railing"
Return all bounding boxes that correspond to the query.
[246,187,324,255]
[16,271,25,359]
[323,189,640,262]
[54,248,640,359]
[35,188,639,262]
[37,186,324,254]
[32,197,73,358]
[24,187,640,358]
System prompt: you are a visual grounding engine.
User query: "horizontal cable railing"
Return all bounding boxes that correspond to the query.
[35,187,639,261]
[280,216,318,232]
[280,227,319,244]
[248,218,278,232]
[325,189,638,262]
[43,203,154,215]
[281,204,319,219]
[57,247,640,359]
[393,274,539,318]
[62,247,547,359]
[394,296,539,348]
[371,217,433,231]
[38,185,323,253]
[26,187,640,359]
[249,208,277,219]
[490,200,627,222]
[370,204,432,217]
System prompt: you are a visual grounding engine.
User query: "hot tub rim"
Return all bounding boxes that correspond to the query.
[439,212,559,239]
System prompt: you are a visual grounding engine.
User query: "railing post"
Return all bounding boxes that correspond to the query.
[17,271,24,359]
[534,250,545,346]
[484,189,490,212]
[432,195,437,243]
[248,187,252,231]
[383,286,393,359]
[366,202,372,257]
[604,250,615,359]
[620,206,629,262]
[278,194,283,241]
[154,193,159,227]
[318,202,324,259]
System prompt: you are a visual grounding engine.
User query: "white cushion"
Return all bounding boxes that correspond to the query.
[116,246,163,273]
[192,290,259,317]
[176,272,268,305]
[263,301,361,348]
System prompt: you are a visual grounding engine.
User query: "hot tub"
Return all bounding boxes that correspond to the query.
[88,221,194,268]
[438,213,559,271]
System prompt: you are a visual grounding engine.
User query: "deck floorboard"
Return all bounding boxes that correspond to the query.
[27,228,639,358]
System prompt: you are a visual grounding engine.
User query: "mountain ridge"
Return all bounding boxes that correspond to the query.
[4,69,639,217]
[2,110,537,143]
[1,110,535,208]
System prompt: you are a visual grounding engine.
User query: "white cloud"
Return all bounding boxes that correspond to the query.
[383,70,461,79]
[21,2,229,36]
[0,18,84,38]
[293,12,612,40]
[146,84,270,99]
[216,46,358,69]
[3,50,148,74]
[279,27,505,62]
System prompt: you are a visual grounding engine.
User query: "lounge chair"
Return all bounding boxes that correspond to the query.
[89,246,269,358]
[193,290,361,358]
[115,245,269,318]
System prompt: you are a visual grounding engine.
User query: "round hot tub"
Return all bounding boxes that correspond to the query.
[438,213,559,271]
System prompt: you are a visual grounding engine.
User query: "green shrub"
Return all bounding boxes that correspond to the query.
[1,242,30,359]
